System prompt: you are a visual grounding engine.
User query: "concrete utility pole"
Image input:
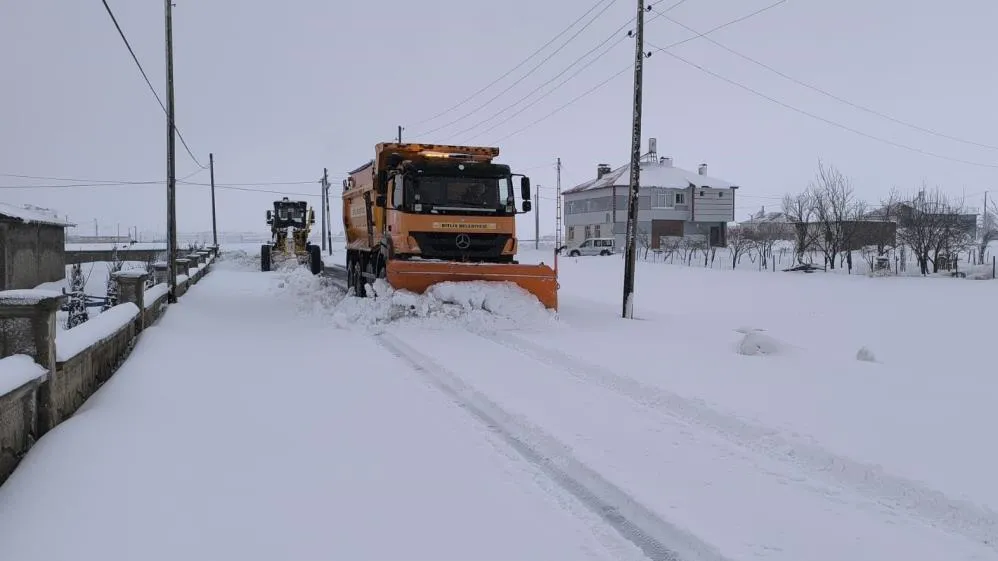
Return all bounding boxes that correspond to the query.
[321,168,329,252]
[164,0,179,303]
[325,175,333,255]
[209,153,218,248]
[535,184,540,250]
[556,158,562,267]
[622,0,648,319]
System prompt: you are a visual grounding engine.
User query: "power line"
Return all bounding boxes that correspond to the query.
[179,180,327,187]
[100,0,205,169]
[406,0,615,129]
[648,42,998,169]
[409,0,621,139]
[653,5,998,152]
[496,65,634,142]
[464,0,757,143]
[488,1,785,143]
[0,181,160,189]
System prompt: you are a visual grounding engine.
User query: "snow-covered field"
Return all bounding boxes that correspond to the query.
[0,243,995,560]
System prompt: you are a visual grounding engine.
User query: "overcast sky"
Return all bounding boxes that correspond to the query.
[2,0,997,239]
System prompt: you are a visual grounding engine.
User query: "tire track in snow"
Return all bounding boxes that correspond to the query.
[374,331,733,561]
[485,330,998,550]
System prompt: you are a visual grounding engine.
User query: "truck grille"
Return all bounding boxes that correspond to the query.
[410,232,511,261]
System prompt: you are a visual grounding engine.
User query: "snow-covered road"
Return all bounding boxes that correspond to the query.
[1,248,995,561]
[0,256,646,561]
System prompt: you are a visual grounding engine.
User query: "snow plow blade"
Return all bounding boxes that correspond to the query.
[386,260,558,310]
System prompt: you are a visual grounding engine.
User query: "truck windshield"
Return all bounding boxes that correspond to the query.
[414,176,502,210]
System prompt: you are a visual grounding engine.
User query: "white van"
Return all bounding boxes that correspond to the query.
[567,238,615,257]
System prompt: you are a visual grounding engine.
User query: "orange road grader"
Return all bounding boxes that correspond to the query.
[341,142,558,310]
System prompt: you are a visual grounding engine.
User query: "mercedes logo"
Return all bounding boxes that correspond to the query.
[455,233,472,250]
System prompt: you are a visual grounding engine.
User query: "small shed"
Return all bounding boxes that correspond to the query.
[0,203,75,290]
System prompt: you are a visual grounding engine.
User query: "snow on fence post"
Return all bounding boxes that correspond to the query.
[175,259,190,279]
[152,261,169,285]
[0,290,66,435]
[112,270,149,331]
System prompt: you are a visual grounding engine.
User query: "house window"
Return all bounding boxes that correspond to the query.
[675,192,686,205]
[594,224,601,237]
[567,226,575,240]
[718,192,724,198]
[652,192,674,208]
[584,225,591,239]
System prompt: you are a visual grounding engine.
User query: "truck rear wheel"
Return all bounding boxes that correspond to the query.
[309,244,322,275]
[261,245,271,271]
[351,261,366,298]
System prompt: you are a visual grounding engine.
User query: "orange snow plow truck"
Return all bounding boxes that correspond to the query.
[342,142,558,310]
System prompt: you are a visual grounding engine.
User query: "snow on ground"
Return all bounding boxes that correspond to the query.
[2,242,993,560]
[278,243,998,560]
[0,252,645,561]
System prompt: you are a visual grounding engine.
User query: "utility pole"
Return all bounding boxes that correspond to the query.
[556,158,562,269]
[622,0,647,319]
[164,0,178,303]
[397,126,403,143]
[321,168,329,252]
[94,218,98,237]
[209,153,218,248]
[325,176,333,256]
[535,184,540,250]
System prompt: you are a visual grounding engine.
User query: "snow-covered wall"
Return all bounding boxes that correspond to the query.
[0,254,214,487]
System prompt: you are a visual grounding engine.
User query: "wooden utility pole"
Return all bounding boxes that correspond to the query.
[321,168,329,252]
[209,153,218,248]
[164,0,178,303]
[535,184,540,250]
[622,0,647,319]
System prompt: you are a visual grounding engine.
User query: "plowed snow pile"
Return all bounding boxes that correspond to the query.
[270,267,556,332]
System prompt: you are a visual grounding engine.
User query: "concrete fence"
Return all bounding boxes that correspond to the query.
[0,253,215,485]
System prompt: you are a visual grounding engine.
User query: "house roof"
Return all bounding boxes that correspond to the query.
[0,202,75,227]
[563,158,736,194]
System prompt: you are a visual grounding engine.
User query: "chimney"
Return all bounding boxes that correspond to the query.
[698,163,707,176]
[660,156,673,167]
[648,138,657,159]
[596,163,612,179]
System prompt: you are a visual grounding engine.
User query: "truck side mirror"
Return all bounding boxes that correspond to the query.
[522,200,532,213]
[376,194,387,207]
[309,209,315,224]
[520,176,531,201]
[266,210,272,223]
[377,170,388,194]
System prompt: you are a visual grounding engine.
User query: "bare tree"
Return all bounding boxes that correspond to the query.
[977,198,998,264]
[744,222,780,270]
[727,225,753,269]
[896,185,969,275]
[806,160,866,271]
[782,191,818,265]
[677,236,704,265]
[636,227,651,260]
[659,236,681,263]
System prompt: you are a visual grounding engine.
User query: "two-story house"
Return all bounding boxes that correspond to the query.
[562,139,739,250]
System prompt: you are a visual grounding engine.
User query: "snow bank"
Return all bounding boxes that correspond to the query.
[144,284,169,308]
[0,355,46,396]
[737,330,786,356]
[269,266,556,332]
[0,289,63,306]
[56,303,140,362]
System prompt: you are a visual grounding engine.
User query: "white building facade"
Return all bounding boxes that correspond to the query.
[562,139,739,250]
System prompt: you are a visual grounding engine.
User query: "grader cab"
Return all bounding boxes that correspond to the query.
[261,197,323,274]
